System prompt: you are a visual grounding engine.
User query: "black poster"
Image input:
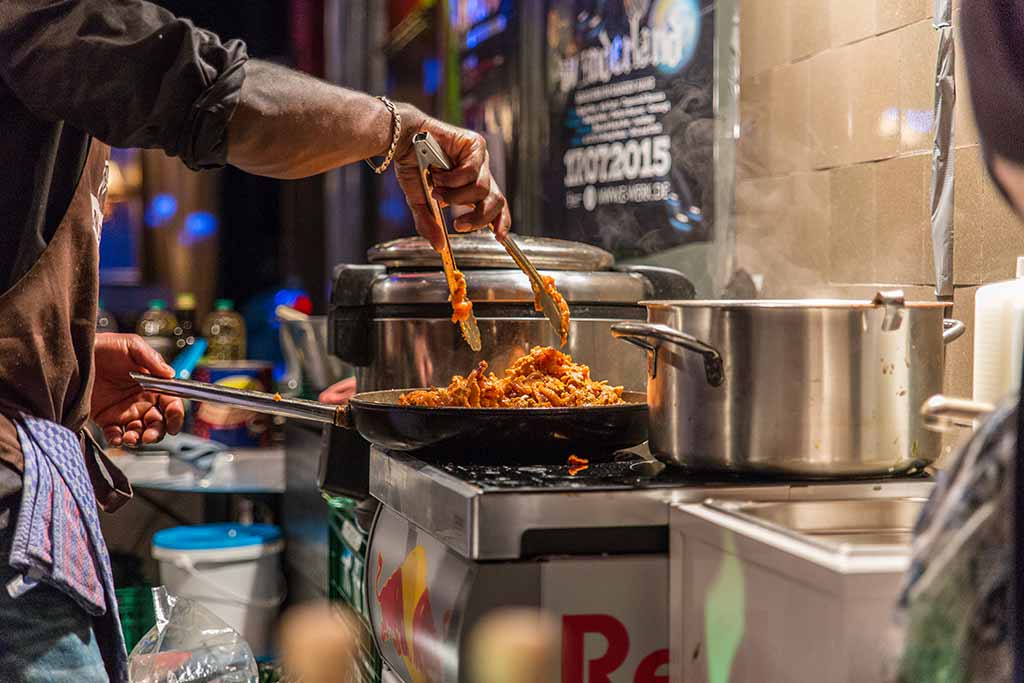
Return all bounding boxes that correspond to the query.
[543,0,715,258]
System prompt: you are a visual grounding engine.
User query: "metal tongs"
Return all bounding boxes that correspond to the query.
[413,131,569,346]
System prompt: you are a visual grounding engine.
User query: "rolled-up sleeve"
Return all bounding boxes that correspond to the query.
[0,0,248,170]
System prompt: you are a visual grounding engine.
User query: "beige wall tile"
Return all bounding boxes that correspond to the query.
[809,48,851,169]
[878,0,931,34]
[791,171,832,279]
[819,284,936,299]
[954,16,980,148]
[848,34,901,164]
[735,176,794,289]
[740,0,791,78]
[830,0,877,47]
[944,285,976,399]
[981,178,1024,281]
[790,0,830,60]
[770,60,812,174]
[954,145,1024,284]
[954,145,987,284]
[738,173,834,297]
[738,0,761,79]
[737,72,773,181]
[897,20,938,154]
[829,163,877,282]
[876,154,931,284]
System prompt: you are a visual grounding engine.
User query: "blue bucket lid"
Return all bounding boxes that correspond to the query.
[153,523,281,551]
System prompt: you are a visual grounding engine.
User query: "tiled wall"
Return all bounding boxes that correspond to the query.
[734,0,1024,422]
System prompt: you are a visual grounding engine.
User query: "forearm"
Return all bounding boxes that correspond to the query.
[227,60,423,179]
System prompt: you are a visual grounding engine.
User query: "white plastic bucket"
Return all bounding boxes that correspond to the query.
[152,523,285,659]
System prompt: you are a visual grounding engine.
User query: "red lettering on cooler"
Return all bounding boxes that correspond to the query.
[562,614,630,683]
[634,649,669,683]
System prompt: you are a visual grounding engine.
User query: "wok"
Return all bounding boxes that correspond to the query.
[130,373,648,464]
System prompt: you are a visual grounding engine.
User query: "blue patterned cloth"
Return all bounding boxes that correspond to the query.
[7,414,127,682]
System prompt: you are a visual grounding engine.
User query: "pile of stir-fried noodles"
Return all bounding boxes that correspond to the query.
[399,346,625,408]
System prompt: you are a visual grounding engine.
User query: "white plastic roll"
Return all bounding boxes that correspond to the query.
[972,256,1024,406]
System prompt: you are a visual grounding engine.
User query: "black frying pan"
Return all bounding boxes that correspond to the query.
[130,373,648,465]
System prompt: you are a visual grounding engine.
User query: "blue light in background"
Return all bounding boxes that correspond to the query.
[380,194,408,223]
[465,13,507,48]
[270,288,311,329]
[423,58,441,96]
[144,193,178,228]
[179,211,218,246]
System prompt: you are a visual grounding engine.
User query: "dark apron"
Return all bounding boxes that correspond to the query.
[0,138,132,681]
[0,138,130,511]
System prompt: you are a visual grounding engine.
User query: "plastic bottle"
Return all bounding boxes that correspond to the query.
[96,299,118,333]
[173,292,198,354]
[972,256,1024,405]
[136,299,178,361]
[203,299,246,361]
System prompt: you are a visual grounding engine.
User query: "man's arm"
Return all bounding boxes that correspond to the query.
[228,60,510,246]
[227,61,403,179]
[0,0,510,245]
[0,0,246,171]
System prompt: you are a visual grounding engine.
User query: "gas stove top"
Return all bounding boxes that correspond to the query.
[369,447,935,561]
[434,453,932,491]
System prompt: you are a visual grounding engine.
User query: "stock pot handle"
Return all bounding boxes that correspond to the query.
[943,318,966,344]
[611,321,724,387]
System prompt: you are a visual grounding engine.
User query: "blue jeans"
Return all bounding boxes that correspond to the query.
[0,497,107,682]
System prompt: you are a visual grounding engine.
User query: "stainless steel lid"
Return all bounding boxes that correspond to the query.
[370,270,649,304]
[367,232,615,271]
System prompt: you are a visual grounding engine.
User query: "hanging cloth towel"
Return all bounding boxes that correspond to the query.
[7,414,128,682]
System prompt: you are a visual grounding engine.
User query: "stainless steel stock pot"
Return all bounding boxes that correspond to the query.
[612,292,965,476]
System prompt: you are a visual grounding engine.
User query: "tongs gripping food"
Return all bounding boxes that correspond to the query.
[414,131,481,351]
[413,131,570,347]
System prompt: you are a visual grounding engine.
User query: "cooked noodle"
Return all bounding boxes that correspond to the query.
[399,346,625,408]
[449,269,473,323]
[534,275,570,347]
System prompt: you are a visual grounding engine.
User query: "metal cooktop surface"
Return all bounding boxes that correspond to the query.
[369,447,935,561]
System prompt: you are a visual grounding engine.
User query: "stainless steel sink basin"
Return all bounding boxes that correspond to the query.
[705,498,927,549]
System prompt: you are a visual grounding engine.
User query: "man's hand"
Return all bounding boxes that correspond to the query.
[394,109,511,251]
[318,377,357,405]
[91,334,185,447]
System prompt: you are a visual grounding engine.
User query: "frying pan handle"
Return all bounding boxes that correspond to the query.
[611,321,724,387]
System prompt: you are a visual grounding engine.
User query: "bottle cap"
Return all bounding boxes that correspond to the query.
[148,299,167,311]
[176,292,196,309]
[1016,256,1024,278]
[215,298,234,311]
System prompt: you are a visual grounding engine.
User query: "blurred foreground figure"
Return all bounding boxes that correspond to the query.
[467,608,559,683]
[278,603,361,683]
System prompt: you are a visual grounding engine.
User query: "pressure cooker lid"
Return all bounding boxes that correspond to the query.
[366,232,615,271]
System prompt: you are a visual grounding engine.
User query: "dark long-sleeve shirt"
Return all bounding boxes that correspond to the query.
[0,0,248,291]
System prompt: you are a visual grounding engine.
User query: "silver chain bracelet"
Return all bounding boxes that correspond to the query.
[365,96,402,174]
